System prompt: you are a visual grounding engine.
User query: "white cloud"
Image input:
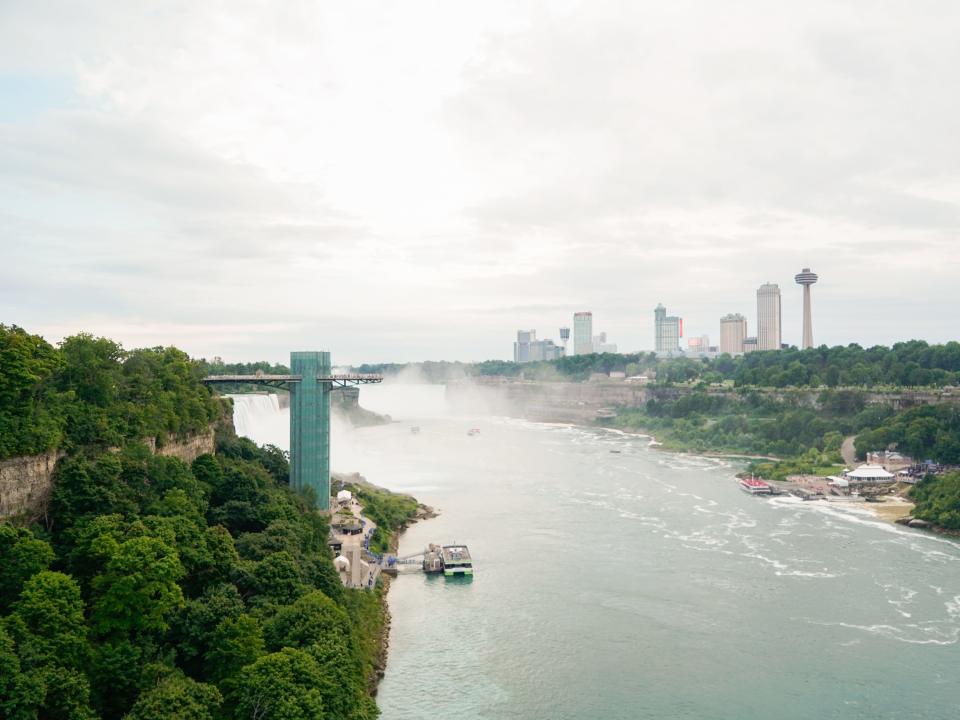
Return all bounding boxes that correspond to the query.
[1,0,958,362]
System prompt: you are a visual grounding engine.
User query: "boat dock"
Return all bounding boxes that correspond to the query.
[376,543,474,578]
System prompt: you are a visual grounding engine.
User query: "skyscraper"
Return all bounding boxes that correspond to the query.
[720,313,747,354]
[573,312,593,355]
[513,330,536,363]
[654,304,682,354]
[756,283,781,351]
[795,268,818,350]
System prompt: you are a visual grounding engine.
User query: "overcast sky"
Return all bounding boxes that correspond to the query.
[2,1,958,364]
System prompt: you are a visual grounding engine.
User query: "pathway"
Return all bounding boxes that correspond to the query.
[841,435,857,467]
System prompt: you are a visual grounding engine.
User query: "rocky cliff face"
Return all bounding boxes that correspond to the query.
[0,451,65,523]
[0,429,216,523]
[144,428,216,464]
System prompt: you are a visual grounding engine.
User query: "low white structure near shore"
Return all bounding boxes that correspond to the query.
[845,464,895,482]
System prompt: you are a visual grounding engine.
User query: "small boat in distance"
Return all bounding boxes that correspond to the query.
[739,477,772,495]
[467,428,480,436]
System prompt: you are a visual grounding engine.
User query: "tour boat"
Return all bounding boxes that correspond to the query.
[467,428,480,436]
[739,477,772,495]
[440,545,473,577]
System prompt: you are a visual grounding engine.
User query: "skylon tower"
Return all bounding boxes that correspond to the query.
[794,268,818,350]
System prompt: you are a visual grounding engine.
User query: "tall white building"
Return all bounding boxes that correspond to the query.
[756,283,782,351]
[573,312,593,355]
[654,304,682,354]
[720,313,747,355]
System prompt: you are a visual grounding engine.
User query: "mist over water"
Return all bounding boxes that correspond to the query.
[231,386,960,720]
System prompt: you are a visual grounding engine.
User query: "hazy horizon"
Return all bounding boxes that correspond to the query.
[2,1,958,364]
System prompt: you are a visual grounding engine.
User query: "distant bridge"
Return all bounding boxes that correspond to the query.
[203,352,382,510]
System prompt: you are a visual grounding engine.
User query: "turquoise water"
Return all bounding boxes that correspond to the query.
[235,388,960,720]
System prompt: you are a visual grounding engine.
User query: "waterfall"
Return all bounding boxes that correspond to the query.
[226,394,289,450]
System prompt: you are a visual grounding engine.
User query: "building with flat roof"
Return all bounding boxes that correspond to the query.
[514,330,563,362]
[573,312,593,355]
[743,336,758,353]
[756,283,782,351]
[654,304,682,354]
[720,313,747,355]
[593,332,618,354]
[688,335,710,353]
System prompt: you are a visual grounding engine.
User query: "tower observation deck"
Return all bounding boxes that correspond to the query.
[794,268,818,350]
[203,352,382,510]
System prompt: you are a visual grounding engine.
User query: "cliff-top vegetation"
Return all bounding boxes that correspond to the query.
[1,326,400,719]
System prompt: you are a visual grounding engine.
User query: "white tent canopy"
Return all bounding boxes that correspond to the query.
[846,464,895,481]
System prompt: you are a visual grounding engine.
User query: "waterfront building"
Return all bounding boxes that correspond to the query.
[559,326,570,353]
[720,313,747,355]
[743,336,758,353]
[654,304,682,354]
[795,268,818,349]
[573,312,593,355]
[756,283,782,351]
[514,329,563,363]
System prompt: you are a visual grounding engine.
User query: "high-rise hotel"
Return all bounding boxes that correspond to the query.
[756,283,782,351]
[573,312,593,355]
[719,313,747,354]
[654,304,682,354]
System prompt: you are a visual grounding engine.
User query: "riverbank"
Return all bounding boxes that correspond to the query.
[344,478,437,697]
[598,421,927,530]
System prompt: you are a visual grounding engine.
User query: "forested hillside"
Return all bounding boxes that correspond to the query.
[0,326,386,719]
[1,325,220,460]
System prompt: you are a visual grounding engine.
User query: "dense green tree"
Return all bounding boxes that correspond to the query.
[168,583,244,677]
[89,639,143,718]
[910,472,960,528]
[0,525,54,611]
[232,648,326,720]
[247,551,306,607]
[0,622,43,720]
[91,535,185,637]
[0,325,66,457]
[205,615,265,685]
[8,571,88,669]
[124,672,222,720]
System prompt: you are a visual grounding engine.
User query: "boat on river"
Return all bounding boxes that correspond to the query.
[440,544,473,577]
[739,477,772,495]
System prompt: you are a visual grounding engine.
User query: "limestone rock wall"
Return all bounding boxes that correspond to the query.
[0,428,216,523]
[145,428,216,464]
[0,451,64,523]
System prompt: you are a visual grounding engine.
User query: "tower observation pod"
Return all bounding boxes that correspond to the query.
[794,268,818,350]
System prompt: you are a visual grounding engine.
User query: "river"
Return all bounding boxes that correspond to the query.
[230,386,960,720]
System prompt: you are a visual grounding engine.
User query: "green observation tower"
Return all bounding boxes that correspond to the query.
[203,351,382,510]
